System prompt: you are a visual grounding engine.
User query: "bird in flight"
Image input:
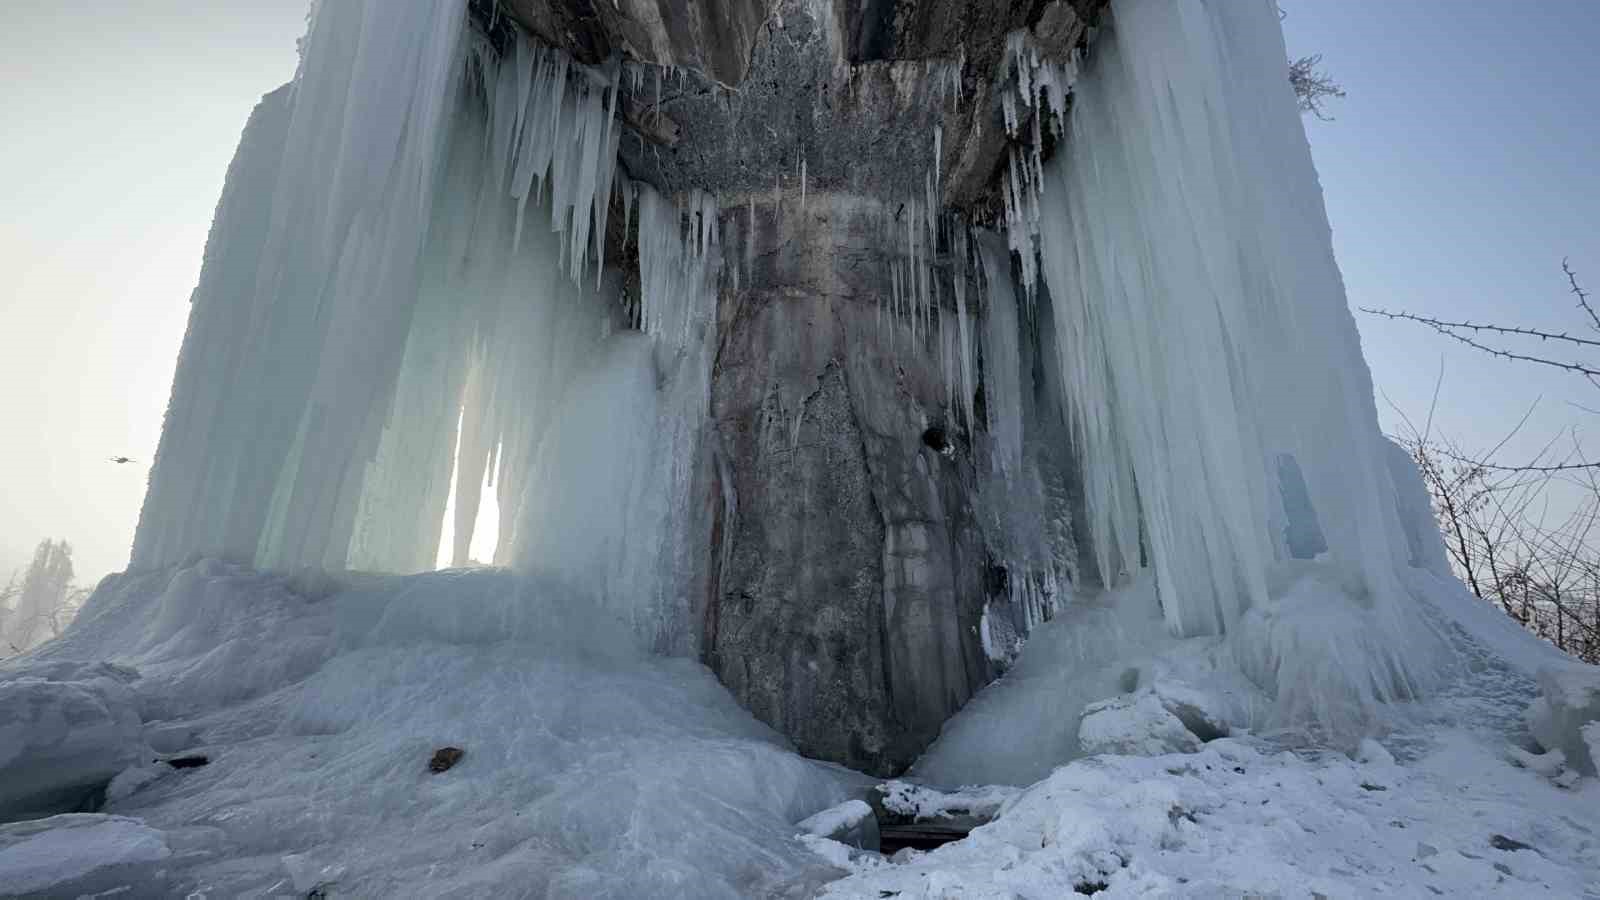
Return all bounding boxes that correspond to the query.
[109,456,136,465]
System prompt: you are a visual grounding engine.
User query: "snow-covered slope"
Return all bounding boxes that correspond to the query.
[1,562,864,897]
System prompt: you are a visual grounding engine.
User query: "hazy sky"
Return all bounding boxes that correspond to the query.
[1,2,1597,586]
[0,3,309,584]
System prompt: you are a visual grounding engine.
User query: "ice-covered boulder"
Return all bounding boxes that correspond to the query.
[1526,664,1600,775]
[0,665,146,818]
[0,814,171,898]
[1076,681,1235,758]
[1078,690,1202,757]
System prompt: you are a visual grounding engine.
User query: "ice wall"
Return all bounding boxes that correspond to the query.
[135,3,617,573]
[1029,0,1438,728]
[132,0,729,652]
[134,0,477,572]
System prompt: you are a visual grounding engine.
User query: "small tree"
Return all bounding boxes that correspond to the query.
[1289,54,1347,120]
[2,538,82,656]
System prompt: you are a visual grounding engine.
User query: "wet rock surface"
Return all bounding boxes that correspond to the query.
[706,195,994,775]
[480,0,1106,773]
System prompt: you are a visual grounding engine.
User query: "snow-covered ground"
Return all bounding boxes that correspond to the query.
[817,733,1599,897]
[1,560,1598,898]
[0,562,866,897]
[806,569,1600,897]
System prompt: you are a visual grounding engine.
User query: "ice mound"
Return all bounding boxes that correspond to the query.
[0,814,171,898]
[910,579,1262,787]
[0,561,867,897]
[0,669,144,818]
[1527,664,1600,775]
[1078,691,1203,757]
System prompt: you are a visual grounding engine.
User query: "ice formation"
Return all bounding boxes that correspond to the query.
[113,0,1461,754]
[11,0,1600,896]
[129,1,722,652]
[1027,0,1441,732]
[0,561,865,897]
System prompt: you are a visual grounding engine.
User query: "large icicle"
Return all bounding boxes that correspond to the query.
[1034,0,1437,735]
[510,182,719,653]
[979,234,1024,481]
[134,0,473,573]
[133,5,627,576]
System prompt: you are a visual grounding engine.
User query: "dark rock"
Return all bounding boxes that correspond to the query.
[428,747,465,773]
[1489,833,1535,853]
[866,780,1000,854]
[502,0,770,87]
[164,755,209,770]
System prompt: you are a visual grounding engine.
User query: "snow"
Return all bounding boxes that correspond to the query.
[878,782,1020,822]
[1,561,867,896]
[911,578,1262,788]
[0,664,145,817]
[1527,664,1600,775]
[822,733,1600,898]
[799,799,874,837]
[5,558,1595,896]
[1078,691,1203,756]
[0,814,170,897]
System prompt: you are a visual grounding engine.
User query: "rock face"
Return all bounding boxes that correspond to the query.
[706,195,995,774]
[498,0,1105,774]
[500,0,771,86]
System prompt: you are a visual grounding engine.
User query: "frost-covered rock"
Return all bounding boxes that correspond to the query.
[1527,664,1600,775]
[798,799,879,851]
[1151,681,1232,742]
[0,814,171,898]
[0,668,145,817]
[1078,690,1201,756]
[877,781,1019,822]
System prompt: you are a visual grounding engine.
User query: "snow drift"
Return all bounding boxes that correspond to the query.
[2,561,864,897]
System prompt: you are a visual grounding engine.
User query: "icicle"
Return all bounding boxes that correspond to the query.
[950,225,975,432]
[1032,0,1436,737]
[978,233,1022,480]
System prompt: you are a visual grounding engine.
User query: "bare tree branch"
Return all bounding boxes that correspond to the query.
[1288,54,1346,121]
[1360,307,1600,349]
[1361,307,1600,378]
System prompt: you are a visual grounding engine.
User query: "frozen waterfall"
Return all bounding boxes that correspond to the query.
[129,0,1447,734]
[1030,0,1441,732]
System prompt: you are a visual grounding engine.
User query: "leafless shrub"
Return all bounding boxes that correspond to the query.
[1370,264,1600,663]
[1289,54,1347,120]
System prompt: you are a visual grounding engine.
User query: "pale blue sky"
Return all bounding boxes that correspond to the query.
[1281,1,1600,460]
[1,1,1596,584]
